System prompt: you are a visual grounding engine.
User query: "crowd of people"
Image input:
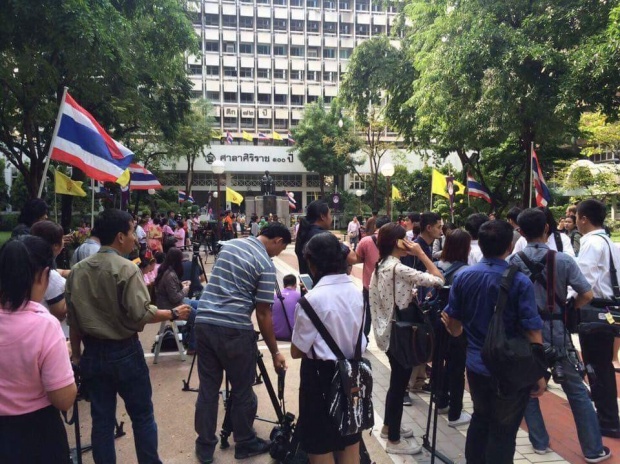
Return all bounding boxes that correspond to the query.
[1,196,620,464]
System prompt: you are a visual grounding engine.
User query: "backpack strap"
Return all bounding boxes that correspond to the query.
[517,250,565,318]
[494,265,519,316]
[298,297,346,360]
[371,235,378,248]
[553,231,563,252]
[443,261,466,284]
[595,234,620,300]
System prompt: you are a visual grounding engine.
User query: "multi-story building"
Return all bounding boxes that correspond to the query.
[185,0,399,134]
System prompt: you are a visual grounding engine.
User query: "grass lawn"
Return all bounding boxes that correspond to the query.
[0,231,10,246]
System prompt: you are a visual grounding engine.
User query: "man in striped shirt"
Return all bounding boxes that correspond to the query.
[194,222,292,463]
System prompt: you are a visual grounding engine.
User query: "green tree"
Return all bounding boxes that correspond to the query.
[291,99,362,196]
[0,160,9,211]
[0,0,196,198]
[579,112,620,157]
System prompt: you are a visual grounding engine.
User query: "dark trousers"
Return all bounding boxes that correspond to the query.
[436,333,467,421]
[0,405,70,464]
[81,336,161,464]
[465,370,530,464]
[384,351,414,441]
[194,324,258,457]
[363,288,371,337]
[580,330,620,428]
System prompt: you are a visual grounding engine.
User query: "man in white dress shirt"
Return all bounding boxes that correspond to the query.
[576,199,620,437]
[465,213,488,265]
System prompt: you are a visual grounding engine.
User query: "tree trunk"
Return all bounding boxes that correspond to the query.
[186,155,194,197]
[520,131,534,208]
[320,174,325,197]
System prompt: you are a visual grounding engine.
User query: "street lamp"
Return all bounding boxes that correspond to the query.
[380,163,395,219]
[355,189,363,215]
[212,159,225,220]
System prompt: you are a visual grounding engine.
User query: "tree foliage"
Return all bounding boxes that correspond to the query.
[291,99,362,195]
[579,112,620,157]
[0,0,196,198]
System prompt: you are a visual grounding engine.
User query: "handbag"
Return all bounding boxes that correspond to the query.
[297,297,374,436]
[481,265,547,395]
[387,267,434,369]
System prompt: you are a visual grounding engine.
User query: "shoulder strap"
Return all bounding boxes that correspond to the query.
[371,235,378,248]
[518,250,564,312]
[443,261,466,283]
[392,266,401,322]
[298,297,346,360]
[546,250,556,314]
[494,265,519,315]
[596,234,620,299]
[553,231,563,252]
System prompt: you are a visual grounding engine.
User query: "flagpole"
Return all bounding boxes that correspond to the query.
[90,178,95,228]
[54,191,58,223]
[38,87,68,198]
[529,141,534,208]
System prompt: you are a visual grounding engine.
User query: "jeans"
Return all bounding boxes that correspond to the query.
[465,370,530,464]
[579,330,620,429]
[436,333,467,421]
[384,351,414,442]
[194,324,258,457]
[80,336,161,464]
[524,355,603,457]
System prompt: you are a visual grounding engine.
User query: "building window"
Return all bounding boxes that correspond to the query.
[356,1,369,11]
[222,15,237,27]
[339,48,352,59]
[307,48,319,58]
[258,93,272,104]
[257,0,270,3]
[224,116,238,126]
[274,19,287,30]
[307,95,318,103]
[307,0,319,7]
[323,71,335,82]
[241,117,254,127]
[274,118,288,129]
[324,95,334,103]
[290,46,304,57]
[306,70,318,81]
[240,43,253,54]
[257,68,270,79]
[274,45,287,56]
[274,0,286,4]
[323,0,335,9]
[372,25,385,34]
[230,174,263,187]
[274,69,286,79]
[240,67,254,78]
[257,44,271,55]
[206,65,219,76]
[224,43,236,53]
[257,117,271,128]
[349,174,369,190]
[240,93,254,103]
[256,18,271,29]
[308,21,320,33]
[339,0,350,9]
[356,24,370,35]
[324,22,337,34]
[240,17,254,28]
[340,22,351,34]
[205,41,219,52]
[188,64,201,75]
[206,91,220,101]
[372,2,383,11]
[223,92,237,103]
[290,0,303,6]
[306,174,321,187]
[274,94,287,104]
[290,69,303,80]
[291,94,304,105]
[223,67,237,77]
[323,48,336,59]
[290,20,304,32]
[191,90,203,99]
[205,14,219,26]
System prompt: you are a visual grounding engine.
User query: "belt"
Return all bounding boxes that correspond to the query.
[83,333,138,348]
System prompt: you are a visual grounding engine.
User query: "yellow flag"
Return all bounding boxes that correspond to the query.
[242,130,253,141]
[392,185,401,200]
[272,131,283,141]
[54,170,87,197]
[116,168,131,187]
[226,186,244,205]
[431,169,449,198]
[454,179,466,196]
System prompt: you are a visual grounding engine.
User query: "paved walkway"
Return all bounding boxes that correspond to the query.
[65,240,620,463]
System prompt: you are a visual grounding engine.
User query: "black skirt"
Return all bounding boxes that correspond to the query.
[297,358,361,455]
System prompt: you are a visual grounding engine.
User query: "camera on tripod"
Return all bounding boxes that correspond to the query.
[191,241,201,254]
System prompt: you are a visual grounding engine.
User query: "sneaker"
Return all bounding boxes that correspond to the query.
[448,412,472,428]
[437,406,449,415]
[403,393,413,406]
[234,437,272,460]
[386,438,422,455]
[195,445,214,464]
[380,425,414,439]
[534,447,552,455]
[585,447,612,463]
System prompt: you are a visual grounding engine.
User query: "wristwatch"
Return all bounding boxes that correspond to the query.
[170,308,179,321]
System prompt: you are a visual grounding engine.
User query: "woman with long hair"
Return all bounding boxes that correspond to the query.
[0,236,77,463]
[291,232,365,463]
[147,217,164,253]
[294,200,333,275]
[369,223,444,455]
[155,248,190,309]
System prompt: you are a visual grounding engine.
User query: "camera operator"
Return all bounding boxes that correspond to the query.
[193,223,291,463]
[576,199,620,438]
[509,208,610,462]
[66,209,191,464]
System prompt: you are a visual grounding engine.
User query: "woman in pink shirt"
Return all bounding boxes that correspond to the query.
[0,236,77,463]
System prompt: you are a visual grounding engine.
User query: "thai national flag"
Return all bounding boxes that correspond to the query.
[226,131,233,144]
[258,132,269,140]
[531,149,551,207]
[129,163,162,190]
[50,92,134,182]
[287,131,296,144]
[178,191,194,203]
[466,171,492,204]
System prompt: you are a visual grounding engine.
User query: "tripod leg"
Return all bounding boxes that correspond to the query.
[220,377,233,449]
[182,352,199,392]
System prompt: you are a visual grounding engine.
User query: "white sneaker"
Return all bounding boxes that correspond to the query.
[448,411,472,428]
[380,426,414,439]
[386,438,422,455]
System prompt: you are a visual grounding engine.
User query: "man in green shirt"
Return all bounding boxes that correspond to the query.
[66,208,190,464]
